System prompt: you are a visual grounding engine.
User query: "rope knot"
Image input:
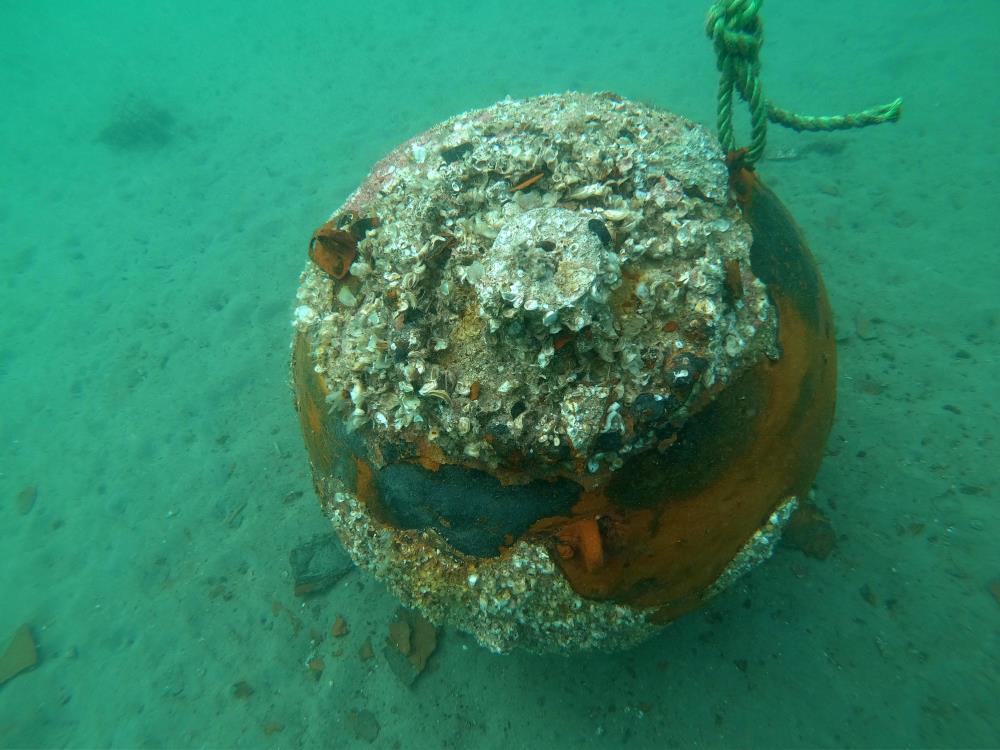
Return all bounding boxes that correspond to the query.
[706,0,762,66]
[704,0,901,169]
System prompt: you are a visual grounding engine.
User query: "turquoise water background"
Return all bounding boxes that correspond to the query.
[1,1,998,747]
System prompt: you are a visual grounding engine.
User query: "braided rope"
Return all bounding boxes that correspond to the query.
[706,0,902,166]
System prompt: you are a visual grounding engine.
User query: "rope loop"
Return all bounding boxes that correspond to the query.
[706,0,901,168]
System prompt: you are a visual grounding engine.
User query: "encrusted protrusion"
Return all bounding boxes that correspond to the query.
[476,207,621,334]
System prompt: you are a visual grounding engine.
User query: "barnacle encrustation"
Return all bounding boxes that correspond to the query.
[291,93,836,653]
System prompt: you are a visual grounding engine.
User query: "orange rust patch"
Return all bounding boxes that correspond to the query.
[726,149,757,209]
[468,381,480,401]
[305,397,323,436]
[309,220,357,279]
[292,333,336,475]
[354,457,376,504]
[557,518,605,572]
[292,332,393,523]
[723,258,744,302]
[527,175,837,619]
[414,437,446,472]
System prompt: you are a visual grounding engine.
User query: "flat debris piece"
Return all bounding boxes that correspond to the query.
[345,709,380,743]
[0,624,38,685]
[781,502,836,560]
[16,485,37,515]
[989,579,1000,607]
[289,532,354,596]
[383,607,438,686]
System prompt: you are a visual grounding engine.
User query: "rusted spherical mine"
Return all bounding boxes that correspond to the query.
[290,93,836,653]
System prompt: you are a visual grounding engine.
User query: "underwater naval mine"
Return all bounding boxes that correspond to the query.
[290,92,836,653]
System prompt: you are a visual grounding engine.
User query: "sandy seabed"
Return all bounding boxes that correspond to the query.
[1,1,997,747]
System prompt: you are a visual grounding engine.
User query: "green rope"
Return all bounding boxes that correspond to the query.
[706,0,902,167]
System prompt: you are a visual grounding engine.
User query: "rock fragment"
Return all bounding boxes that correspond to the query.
[345,709,380,743]
[0,624,38,685]
[288,533,354,596]
[383,607,438,686]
